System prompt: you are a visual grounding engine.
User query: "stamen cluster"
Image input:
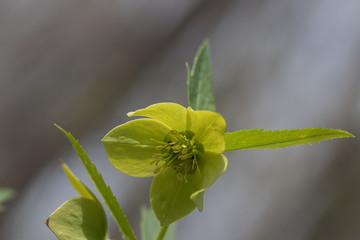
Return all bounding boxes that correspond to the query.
[153,130,204,181]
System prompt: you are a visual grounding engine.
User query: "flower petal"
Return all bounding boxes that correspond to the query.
[190,152,228,211]
[150,152,227,225]
[198,152,228,188]
[190,189,205,212]
[187,108,226,153]
[102,119,170,177]
[128,102,187,132]
[150,168,202,226]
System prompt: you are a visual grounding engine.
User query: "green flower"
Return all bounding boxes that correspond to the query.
[102,102,227,226]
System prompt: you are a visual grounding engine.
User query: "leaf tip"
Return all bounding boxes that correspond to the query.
[54,123,67,135]
[44,217,50,227]
[127,111,135,117]
[53,123,61,130]
[201,38,209,47]
[60,160,69,171]
[59,159,66,169]
[325,128,355,139]
[342,130,355,138]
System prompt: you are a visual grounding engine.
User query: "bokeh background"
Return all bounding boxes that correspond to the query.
[1,0,360,239]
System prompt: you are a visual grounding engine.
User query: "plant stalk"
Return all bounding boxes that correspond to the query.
[156,225,169,240]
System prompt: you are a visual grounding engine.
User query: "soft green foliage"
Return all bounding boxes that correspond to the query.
[103,103,228,226]
[46,197,107,240]
[187,39,216,112]
[56,125,136,240]
[0,188,15,212]
[224,128,355,151]
[140,207,176,240]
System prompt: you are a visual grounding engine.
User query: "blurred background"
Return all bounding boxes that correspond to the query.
[0,0,360,239]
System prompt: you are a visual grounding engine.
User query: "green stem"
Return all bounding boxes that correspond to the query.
[156,225,169,240]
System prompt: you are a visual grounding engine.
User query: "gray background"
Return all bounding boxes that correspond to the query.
[1,0,359,239]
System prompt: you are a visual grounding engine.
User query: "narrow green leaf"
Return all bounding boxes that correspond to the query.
[0,188,15,212]
[224,128,355,151]
[55,124,136,240]
[187,39,216,111]
[140,206,176,240]
[61,162,96,200]
[46,197,107,240]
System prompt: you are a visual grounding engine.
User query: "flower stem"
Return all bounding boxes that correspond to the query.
[156,225,169,240]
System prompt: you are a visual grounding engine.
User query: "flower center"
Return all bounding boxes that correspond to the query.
[153,130,204,181]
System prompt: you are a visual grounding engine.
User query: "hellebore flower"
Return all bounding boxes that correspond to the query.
[102,102,227,226]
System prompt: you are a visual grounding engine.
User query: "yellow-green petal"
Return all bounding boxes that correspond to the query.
[102,119,170,177]
[150,168,201,226]
[150,152,227,225]
[128,103,188,132]
[190,152,227,211]
[197,152,228,188]
[187,108,226,153]
[190,189,205,212]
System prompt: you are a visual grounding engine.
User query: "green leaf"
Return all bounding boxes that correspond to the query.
[45,197,107,240]
[224,128,355,151]
[61,162,96,200]
[140,207,176,240]
[187,39,216,112]
[55,124,136,240]
[0,188,15,212]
